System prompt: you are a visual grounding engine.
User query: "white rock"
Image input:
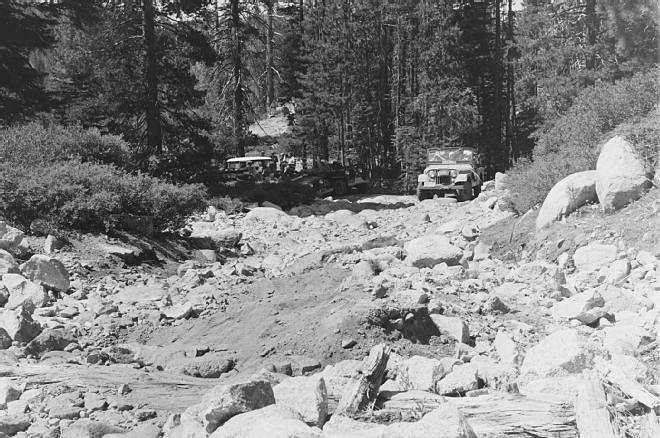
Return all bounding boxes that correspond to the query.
[495,172,508,191]
[602,324,650,356]
[273,375,328,427]
[0,250,18,275]
[636,250,657,266]
[190,379,275,433]
[606,259,630,284]
[434,363,479,396]
[596,136,650,211]
[0,306,41,343]
[494,331,520,366]
[405,235,463,268]
[535,171,598,230]
[0,222,24,254]
[395,356,448,391]
[2,274,48,310]
[520,329,592,379]
[245,208,292,223]
[209,405,322,438]
[552,290,604,321]
[0,378,22,409]
[319,360,362,404]
[163,302,194,320]
[430,315,470,343]
[573,244,617,272]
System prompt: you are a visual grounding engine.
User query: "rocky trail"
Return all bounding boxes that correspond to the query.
[0,174,658,438]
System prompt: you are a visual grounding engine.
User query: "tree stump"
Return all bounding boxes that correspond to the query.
[335,343,390,416]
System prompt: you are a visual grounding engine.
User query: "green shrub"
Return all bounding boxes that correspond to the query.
[0,122,131,166]
[508,68,660,213]
[0,161,206,233]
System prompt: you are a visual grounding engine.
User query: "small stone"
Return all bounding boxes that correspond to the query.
[83,393,108,412]
[341,339,356,349]
[135,409,157,421]
[49,405,81,420]
[117,384,131,395]
[429,314,470,343]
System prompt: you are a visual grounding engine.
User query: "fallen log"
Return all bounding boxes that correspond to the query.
[377,390,578,438]
[575,370,618,438]
[335,343,390,416]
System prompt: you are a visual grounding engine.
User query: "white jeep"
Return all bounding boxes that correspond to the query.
[416,147,483,201]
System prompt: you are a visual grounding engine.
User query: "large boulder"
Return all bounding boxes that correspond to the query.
[244,208,292,223]
[596,136,650,211]
[19,255,70,293]
[405,235,463,268]
[209,405,322,438]
[273,375,328,427]
[536,171,598,230]
[191,379,275,433]
[189,223,242,249]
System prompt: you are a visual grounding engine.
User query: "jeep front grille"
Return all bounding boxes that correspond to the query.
[435,175,452,185]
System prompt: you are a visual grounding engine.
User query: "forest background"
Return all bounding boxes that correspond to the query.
[0,0,658,231]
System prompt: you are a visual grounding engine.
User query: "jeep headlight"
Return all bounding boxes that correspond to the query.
[428,170,437,178]
[450,170,457,178]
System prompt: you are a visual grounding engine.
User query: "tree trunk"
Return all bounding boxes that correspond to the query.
[585,0,597,69]
[493,0,503,170]
[143,0,162,154]
[266,0,275,110]
[231,0,245,156]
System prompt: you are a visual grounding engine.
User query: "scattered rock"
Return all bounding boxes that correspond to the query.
[405,235,463,268]
[520,329,593,380]
[395,355,448,392]
[273,375,328,427]
[44,235,66,254]
[168,353,236,378]
[429,315,470,343]
[435,363,480,396]
[24,327,76,357]
[193,379,275,433]
[0,222,24,254]
[209,404,321,438]
[1,306,41,343]
[573,244,617,272]
[3,273,48,310]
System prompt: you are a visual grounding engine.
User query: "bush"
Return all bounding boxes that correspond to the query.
[0,122,131,167]
[0,161,206,233]
[508,68,660,213]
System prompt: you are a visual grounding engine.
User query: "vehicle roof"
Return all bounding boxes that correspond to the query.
[424,163,475,170]
[226,156,272,163]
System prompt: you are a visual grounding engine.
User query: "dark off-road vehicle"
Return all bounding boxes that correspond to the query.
[416,147,482,201]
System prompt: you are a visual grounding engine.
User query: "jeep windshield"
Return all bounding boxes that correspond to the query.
[427,148,476,164]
